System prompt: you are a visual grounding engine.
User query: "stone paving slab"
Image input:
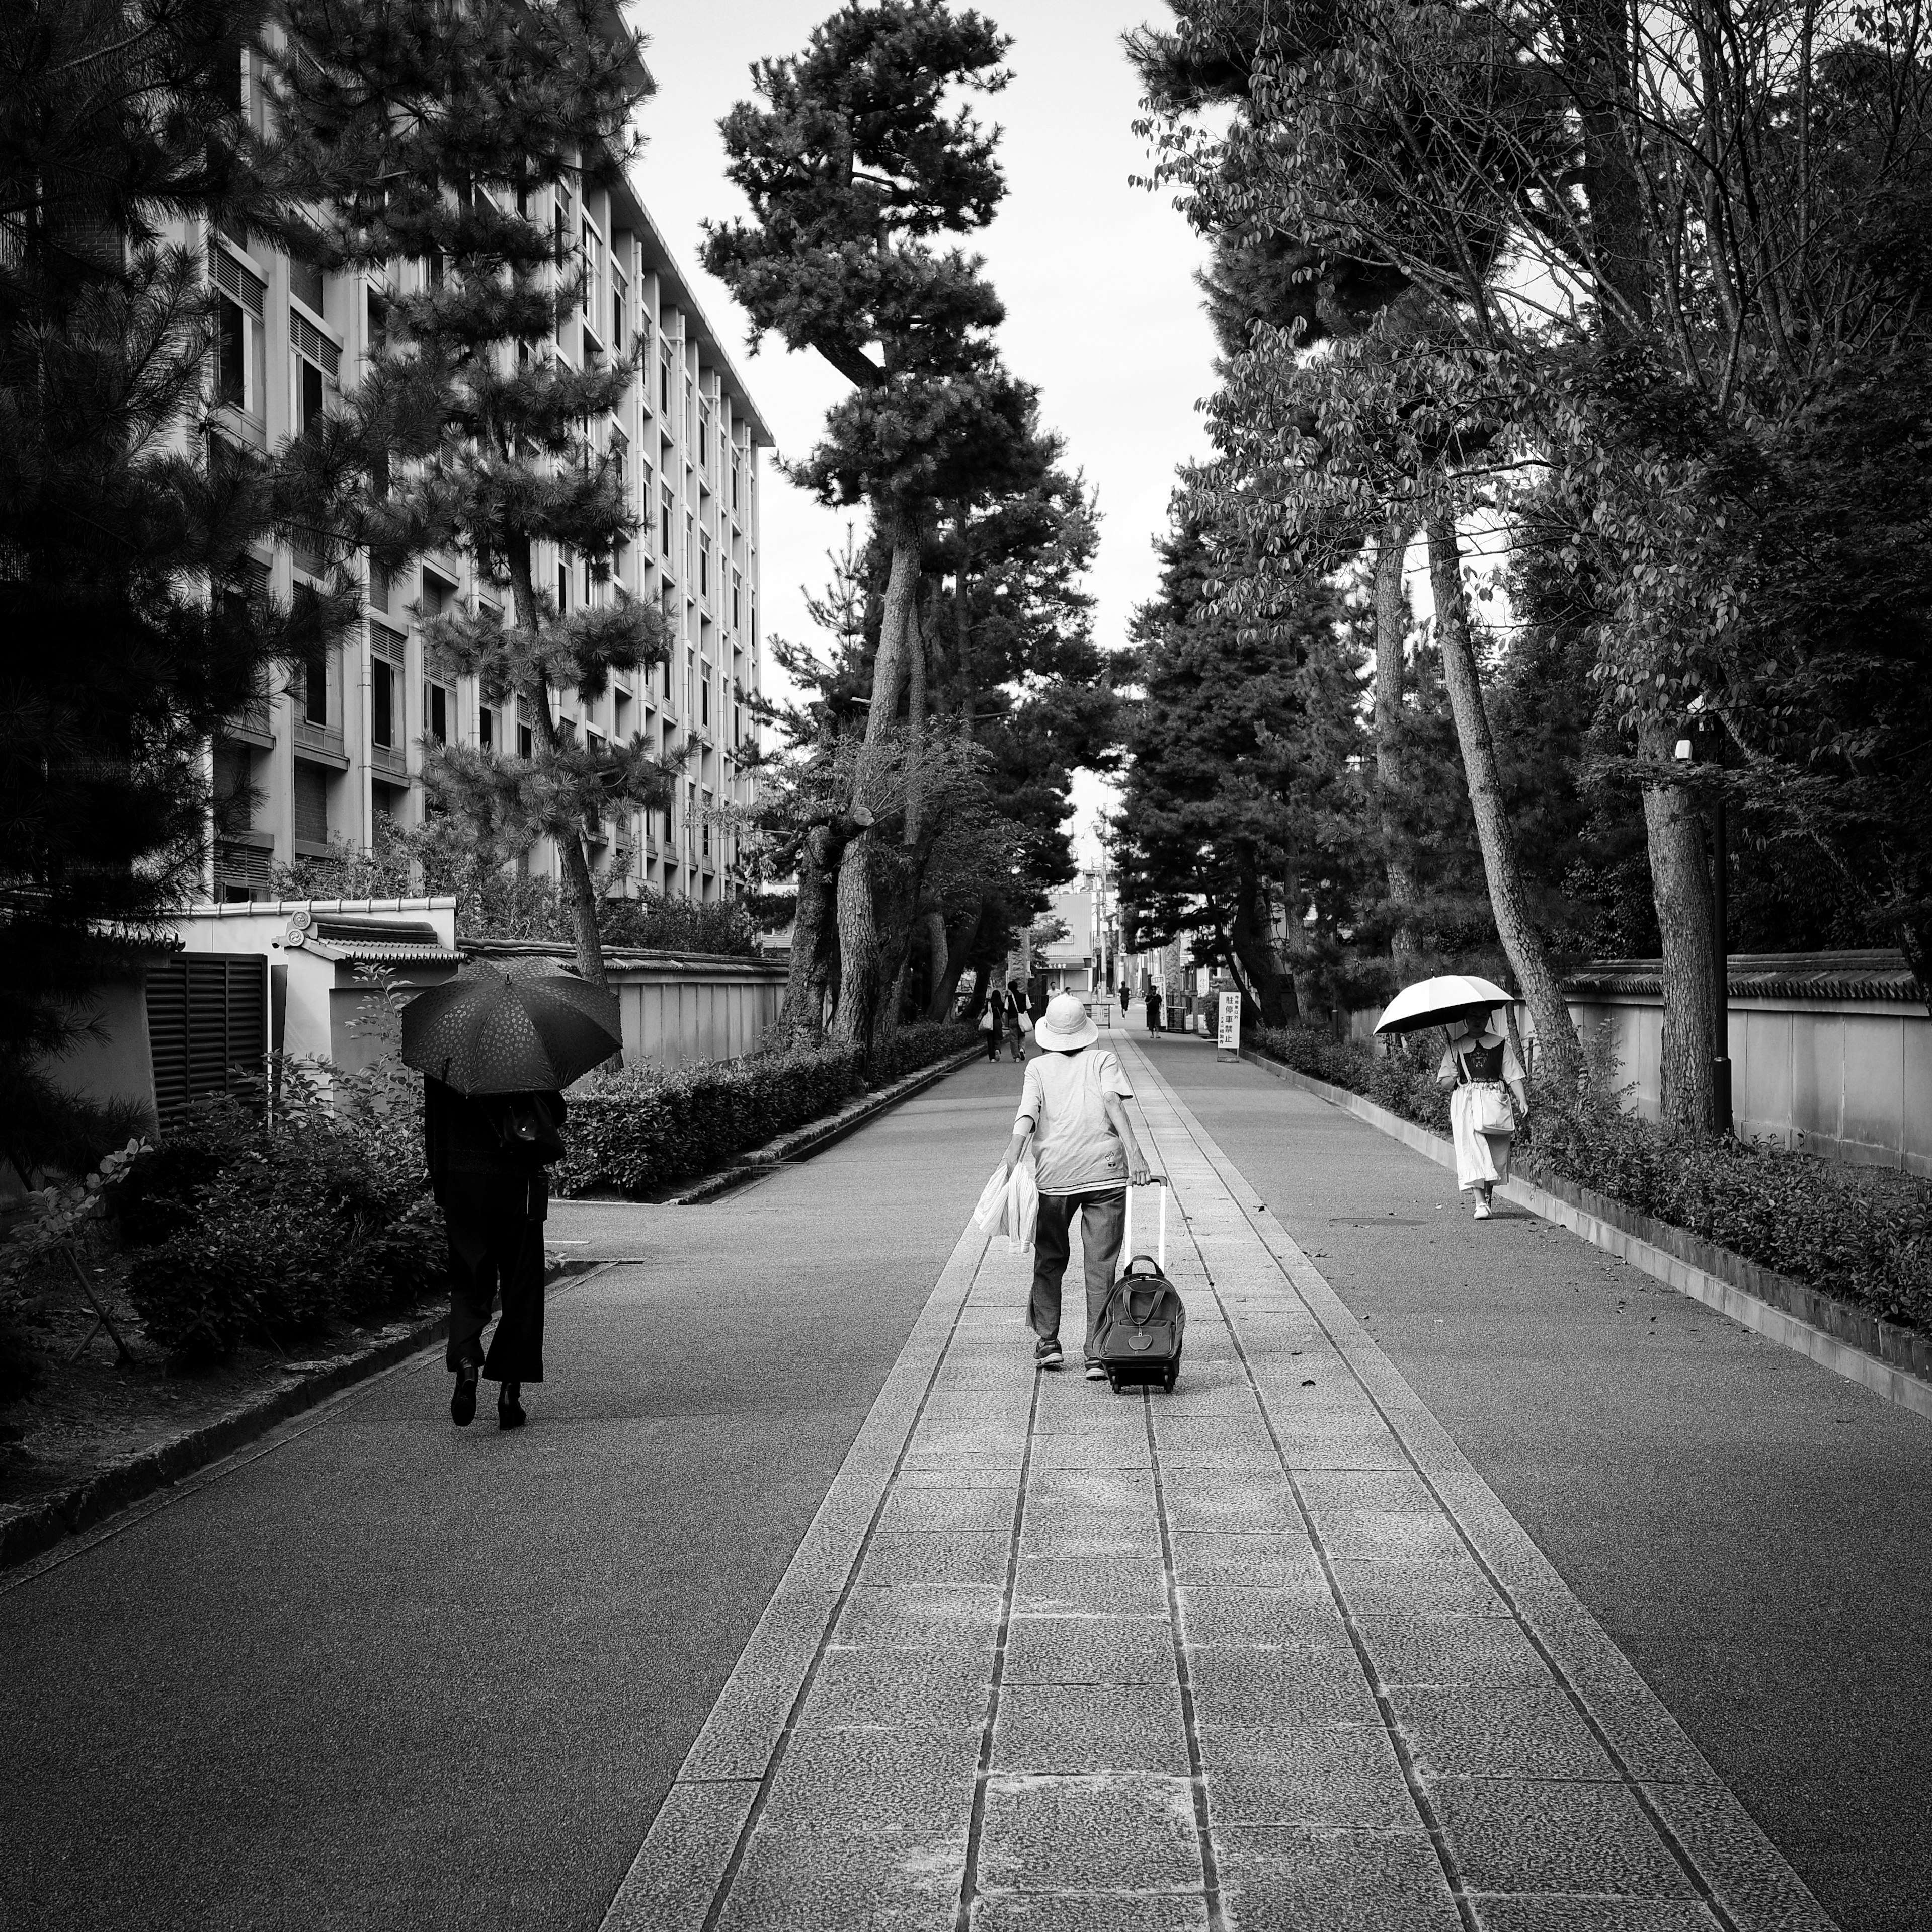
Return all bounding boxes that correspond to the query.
[600,1038,1839,1932]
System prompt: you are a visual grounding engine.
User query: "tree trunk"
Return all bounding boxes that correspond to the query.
[1638,719,1720,1130]
[829,837,881,1049]
[507,542,605,988]
[920,909,949,1012]
[905,587,930,845]
[1426,513,1578,1083]
[772,824,838,1048]
[926,903,982,1021]
[831,516,922,1048]
[1229,881,1298,1028]
[1373,516,1420,961]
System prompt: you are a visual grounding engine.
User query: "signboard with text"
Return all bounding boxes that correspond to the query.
[1217,990,1242,1060]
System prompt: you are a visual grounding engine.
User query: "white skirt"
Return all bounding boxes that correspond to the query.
[1450,1084,1513,1191]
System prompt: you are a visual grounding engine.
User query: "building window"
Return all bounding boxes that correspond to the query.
[291,314,338,437]
[660,487,673,561]
[612,267,626,350]
[557,560,568,612]
[425,680,449,743]
[731,454,739,512]
[293,761,329,846]
[479,705,496,749]
[299,638,331,728]
[698,408,708,470]
[211,249,266,420]
[700,663,710,729]
[659,342,671,415]
[699,531,711,599]
[731,570,741,632]
[518,719,533,759]
[289,248,325,315]
[371,657,394,747]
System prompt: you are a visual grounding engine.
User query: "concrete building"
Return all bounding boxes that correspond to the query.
[1037,861,1120,1004]
[204,47,769,908]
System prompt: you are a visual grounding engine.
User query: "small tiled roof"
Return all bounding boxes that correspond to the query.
[285,911,461,966]
[1567,949,1923,1004]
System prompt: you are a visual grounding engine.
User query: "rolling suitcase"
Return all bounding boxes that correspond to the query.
[1093,1180,1185,1393]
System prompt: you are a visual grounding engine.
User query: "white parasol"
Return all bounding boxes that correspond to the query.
[1373,974,1513,1037]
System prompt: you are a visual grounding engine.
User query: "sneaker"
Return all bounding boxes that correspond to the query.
[1033,1336,1064,1371]
[1084,1361,1108,1382]
[1473,1199,1492,1221]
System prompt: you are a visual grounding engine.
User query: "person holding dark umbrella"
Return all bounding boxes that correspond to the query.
[402,967,621,1430]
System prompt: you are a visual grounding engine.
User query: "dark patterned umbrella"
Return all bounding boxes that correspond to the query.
[400,966,621,1094]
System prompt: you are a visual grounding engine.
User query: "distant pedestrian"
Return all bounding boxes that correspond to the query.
[424,1077,567,1429]
[979,995,1001,1061]
[999,992,1153,1379]
[1436,1011,1526,1220]
[1144,985,1163,1033]
[1004,981,1029,1061]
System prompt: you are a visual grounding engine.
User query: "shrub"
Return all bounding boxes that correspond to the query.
[1252,1024,1452,1135]
[1249,1022,1932,1334]
[1530,1081,1932,1333]
[119,1053,445,1361]
[557,1023,978,1199]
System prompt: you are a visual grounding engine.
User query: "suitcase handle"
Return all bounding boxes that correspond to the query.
[1122,1255,1165,1279]
[1122,1178,1168,1274]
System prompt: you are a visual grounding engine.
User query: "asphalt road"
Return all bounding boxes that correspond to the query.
[0,1057,1026,1932]
[1142,1027,1932,1932]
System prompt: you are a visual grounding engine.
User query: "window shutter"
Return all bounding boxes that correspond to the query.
[145,955,267,1126]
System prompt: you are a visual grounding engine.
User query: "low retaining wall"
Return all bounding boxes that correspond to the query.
[1239,1045,1932,1422]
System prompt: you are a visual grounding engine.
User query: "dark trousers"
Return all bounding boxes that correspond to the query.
[441,1177,547,1383]
[984,1024,1001,1060]
[1029,1190,1126,1360]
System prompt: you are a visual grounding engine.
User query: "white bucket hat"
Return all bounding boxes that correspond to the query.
[1033,991,1099,1052]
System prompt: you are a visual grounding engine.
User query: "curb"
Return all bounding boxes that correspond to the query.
[1236,1045,1932,1423]
[670,1045,985,1204]
[0,1258,605,1576]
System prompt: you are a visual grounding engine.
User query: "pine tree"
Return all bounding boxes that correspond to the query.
[1116,496,1367,1029]
[273,0,673,987]
[0,0,330,1170]
[704,0,1032,1048]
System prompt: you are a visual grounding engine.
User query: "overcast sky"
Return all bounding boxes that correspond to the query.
[625,0,1220,861]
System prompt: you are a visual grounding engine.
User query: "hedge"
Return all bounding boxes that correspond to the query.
[555,1022,978,1200]
[1252,1023,1932,1336]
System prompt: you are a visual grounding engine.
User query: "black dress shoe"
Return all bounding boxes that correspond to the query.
[450,1364,479,1427]
[498,1383,527,1430]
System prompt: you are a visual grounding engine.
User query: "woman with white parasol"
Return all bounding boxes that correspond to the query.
[1375,975,1527,1221]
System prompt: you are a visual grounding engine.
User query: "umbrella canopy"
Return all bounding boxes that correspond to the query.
[400,966,621,1094]
[1373,974,1513,1037]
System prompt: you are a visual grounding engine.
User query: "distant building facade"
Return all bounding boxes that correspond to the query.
[202,46,770,907]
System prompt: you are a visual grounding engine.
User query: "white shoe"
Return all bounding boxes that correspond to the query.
[1473,1199,1492,1220]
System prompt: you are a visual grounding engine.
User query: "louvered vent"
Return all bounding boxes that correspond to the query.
[292,314,340,378]
[145,955,267,1126]
[212,248,266,318]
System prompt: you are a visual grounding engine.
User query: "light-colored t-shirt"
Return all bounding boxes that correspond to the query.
[1015,1046,1135,1196]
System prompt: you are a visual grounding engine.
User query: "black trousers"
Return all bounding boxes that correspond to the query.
[441,1176,547,1383]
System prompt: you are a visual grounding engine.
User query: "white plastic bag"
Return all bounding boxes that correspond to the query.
[1006,1155,1038,1253]
[972,1164,1008,1232]
[971,1156,1039,1251]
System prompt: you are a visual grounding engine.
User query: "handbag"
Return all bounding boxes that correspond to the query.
[978,1005,996,1033]
[1457,1053,1513,1135]
[1016,1008,1033,1036]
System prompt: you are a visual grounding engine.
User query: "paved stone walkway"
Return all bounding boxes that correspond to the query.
[602,1038,1835,1932]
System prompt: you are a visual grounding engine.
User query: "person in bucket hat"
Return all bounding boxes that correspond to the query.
[997,992,1151,1378]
